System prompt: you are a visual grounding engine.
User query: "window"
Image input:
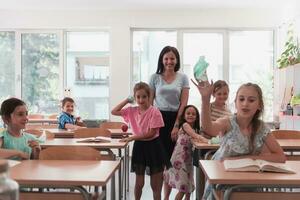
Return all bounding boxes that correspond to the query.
[65,31,110,119]
[229,31,274,120]
[183,32,223,108]
[0,32,15,102]
[132,30,177,84]
[21,33,60,114]
[132,29,274,121]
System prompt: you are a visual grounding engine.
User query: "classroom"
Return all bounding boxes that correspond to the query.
[0,0,300,199]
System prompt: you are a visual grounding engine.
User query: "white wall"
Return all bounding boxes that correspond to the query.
[0,8,290,120]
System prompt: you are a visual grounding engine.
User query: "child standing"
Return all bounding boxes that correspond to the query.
[58,97,85,130]
[164,105,208,200]
[0,98,41,160]
[111,82,170,200]
[193,81,286,199]
[210,80,232,121]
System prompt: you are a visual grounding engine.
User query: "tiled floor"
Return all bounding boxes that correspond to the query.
[105,159,196,200]
[127,169,197,199]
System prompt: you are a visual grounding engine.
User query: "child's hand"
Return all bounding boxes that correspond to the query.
[119,137,132,143]
[197,135,209,143]
[17,151,30,160]
[191,79,213,98]
[28,140,39,148]
[76,116,82,122]
[171,128,178,141]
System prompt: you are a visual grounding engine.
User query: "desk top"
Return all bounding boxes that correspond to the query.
[45,128,133,139]
[200,160,300,185]
[28,119,58,124]
[277,139,300,150]
[10,160,120,186]
[44,129,74,138]
[41,138,128,149]
[108,128,132,137]
[193,139,300,151]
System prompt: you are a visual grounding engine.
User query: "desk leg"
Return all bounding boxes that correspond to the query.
[126,145,130,193]
[195,149,206,200]
[118,149,123,199]
[102,185,107,200]
[110,173,116,200]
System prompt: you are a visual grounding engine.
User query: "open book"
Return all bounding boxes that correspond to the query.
[224,158,295,174]
[76,136,112,143]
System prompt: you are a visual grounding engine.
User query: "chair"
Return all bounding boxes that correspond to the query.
[48,114,58,119]
[25,129,55,140]
[39,146,102,160]
[25,129,43,137]
[28,114,44,119]
[100,121,126,129]
[74,128,115,161]
[39,146,104,198]
[272,130,300,139]
[25,124,58,130]
[272,130,300,160]
[74,128,111,138]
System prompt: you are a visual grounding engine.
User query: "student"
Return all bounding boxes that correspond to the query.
[58,97,85,130]
[210,80,232,121]
[111,82,170,200]
[164,105,208,200]
[192,81,286,199]
[0,97,41,160]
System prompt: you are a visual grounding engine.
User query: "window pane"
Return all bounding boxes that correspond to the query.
[0,32,15,101]
[66,32,110,119]
[183,32,223,108]
[132,31,177,83]
[229,31,274,121]
[21,33,60,114]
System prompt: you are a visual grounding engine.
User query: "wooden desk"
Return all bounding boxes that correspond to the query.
[200,160,300,200]
[41,138,128,149]
[41,138,130,200]
[44,128,133,139]
[277,139,300,151]
[10,160,120,200]
[28,118,58,124]
[43,128,74,138]
[192,139,300,199]
[108,129,132,138]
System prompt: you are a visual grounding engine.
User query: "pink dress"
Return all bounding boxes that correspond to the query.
[164,129,195,193]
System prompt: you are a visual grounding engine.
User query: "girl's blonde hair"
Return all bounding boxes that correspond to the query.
[133,82,151,97]
[235,83,264,153]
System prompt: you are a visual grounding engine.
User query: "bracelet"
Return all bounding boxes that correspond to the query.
[174,124,179,128]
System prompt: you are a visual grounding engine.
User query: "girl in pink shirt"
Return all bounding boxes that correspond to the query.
[112,82,170,200]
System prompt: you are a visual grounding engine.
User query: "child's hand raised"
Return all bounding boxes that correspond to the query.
[191,79,214,98]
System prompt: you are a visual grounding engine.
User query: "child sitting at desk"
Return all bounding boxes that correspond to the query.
[0,97,41,160]
[192,80,286,199]
[58,97,85,130]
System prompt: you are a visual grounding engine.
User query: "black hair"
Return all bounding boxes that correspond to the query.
[0,97,26,120]
[156,46,180,74]
[178,105,201,133]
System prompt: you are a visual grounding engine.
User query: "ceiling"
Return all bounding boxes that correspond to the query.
[0,0,297,11]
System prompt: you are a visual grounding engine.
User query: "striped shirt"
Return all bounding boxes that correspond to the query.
[210,103,232,121]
